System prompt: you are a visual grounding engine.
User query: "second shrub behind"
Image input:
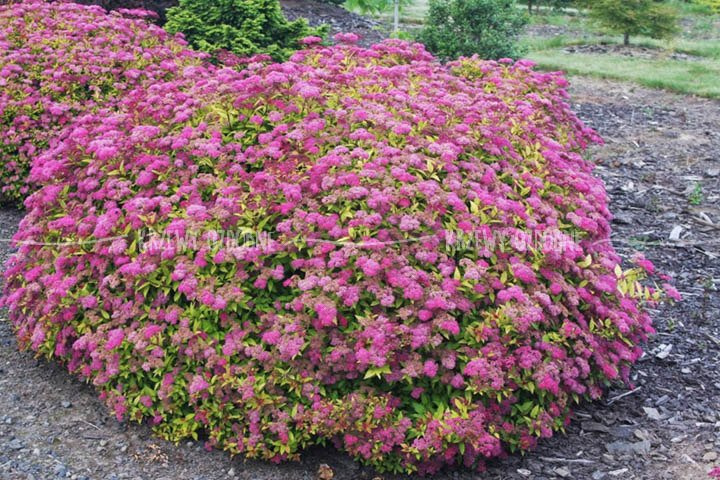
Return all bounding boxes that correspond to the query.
[419,0,528,60]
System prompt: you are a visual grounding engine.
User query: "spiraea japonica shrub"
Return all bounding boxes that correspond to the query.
[0,0,204,207]
[2,35,677,473]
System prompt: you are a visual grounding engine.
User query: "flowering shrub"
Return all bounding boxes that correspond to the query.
[3,36,671,474]
[0,0,204,206]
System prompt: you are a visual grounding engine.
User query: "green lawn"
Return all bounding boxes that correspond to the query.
[528,50,720,98]
[520,1,720,98]
[521,33,720,59]
[347,0,720,98]
[400,0,429,23]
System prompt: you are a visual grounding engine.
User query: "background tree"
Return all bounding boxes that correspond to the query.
[418,0,527,60]
[588,0,679,45]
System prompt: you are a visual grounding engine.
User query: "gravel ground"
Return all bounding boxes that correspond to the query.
[1,77,718,480]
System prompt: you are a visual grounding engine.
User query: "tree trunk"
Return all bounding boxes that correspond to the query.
[528,0,533,14]
[393,0,399,33]
[624,32,630,45]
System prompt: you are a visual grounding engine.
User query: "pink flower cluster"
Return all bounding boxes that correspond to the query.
[0,0,205,206]
[1,7,674,473]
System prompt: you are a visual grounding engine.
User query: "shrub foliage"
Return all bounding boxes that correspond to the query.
[696,0,720,13]
[0,0,203,207]
[2,7,674,475]
[165,0,323,61]
[418,0,528,60]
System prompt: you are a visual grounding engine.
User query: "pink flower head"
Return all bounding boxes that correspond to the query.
[423,360,438,378]
[439,318,460,335]
[333,32,360,44]
[106,329,125,350]
[418,310,433,321]
[315,303,337,327]
[512,263,537,284]
[189,375,209,395]
[261,330,281,345]
[359,257,381,277]
[537,374,560,395]
[300,36,323,46]
[144,324,163,339]
[80,295,97,309]
[632,253,655,274]
[662,283,681,301]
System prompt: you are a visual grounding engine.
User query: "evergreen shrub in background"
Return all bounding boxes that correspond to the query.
[165,0,325,61]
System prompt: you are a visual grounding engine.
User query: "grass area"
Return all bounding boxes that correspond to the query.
[399,0,428,23]
[347,0,720,98]
[632,38,720,58]
[518,0,720,98]
[520,34,720,59]
[359,0,428,26]
[528,50,720,98]
[522,0,717,21]
[667,0,719,16]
